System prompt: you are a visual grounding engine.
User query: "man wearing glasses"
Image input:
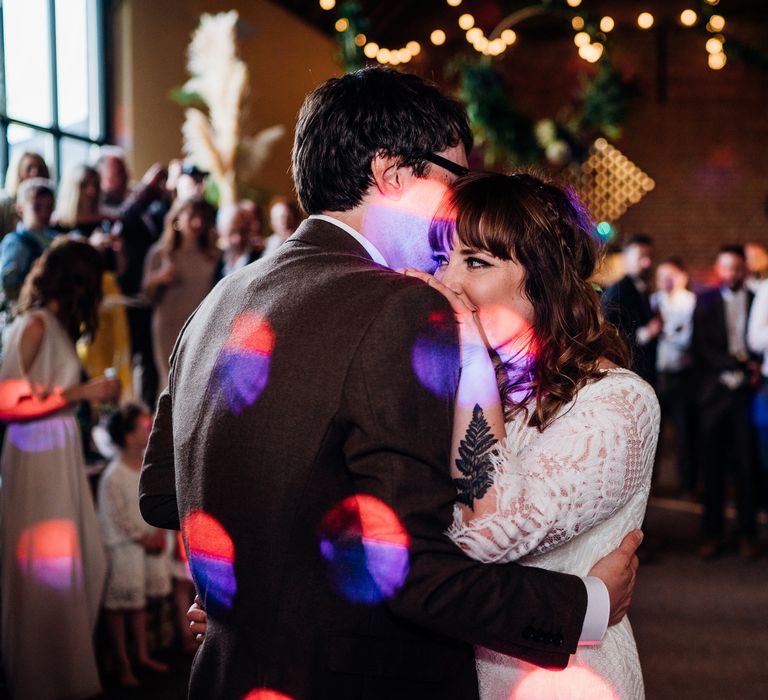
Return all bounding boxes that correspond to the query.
[140,67,639,699]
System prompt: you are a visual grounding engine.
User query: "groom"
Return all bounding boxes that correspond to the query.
[140,67,642,699]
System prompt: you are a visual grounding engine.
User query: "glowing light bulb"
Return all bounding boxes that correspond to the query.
[474,36,489,52]
[572,16,585,30]
[501,29,517,45]
[489,39,506,55]
[600,17,615,32]
[389,53,401,66]
[708,14,725,31]
[458,14,474,30]
[398,49,412,63]
[680,10,697,26]
[706,37,723,54]
[376,48,391,64]
[466,27,483,43]
[335,18,349,32]
[574,31,591,47]
[319,0,336,10]
[407,41,421,55]
[566,0,582,7]
[637,12,654,29]
[363,42,379,59]
[354,33,367,47]
[705,0,719,4]
[447,0,462,6]
[430,29,446,45]
[708,52,726,69]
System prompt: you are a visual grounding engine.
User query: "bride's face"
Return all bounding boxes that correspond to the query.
[433,239,535,355]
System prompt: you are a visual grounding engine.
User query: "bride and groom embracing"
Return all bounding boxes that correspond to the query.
[139,67,659,699]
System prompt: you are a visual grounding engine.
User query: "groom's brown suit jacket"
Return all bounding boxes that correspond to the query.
[139,218,587,699]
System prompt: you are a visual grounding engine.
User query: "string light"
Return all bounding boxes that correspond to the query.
[707,15,725,32]
[335,18,349,32]
[376,48,391,64]
[354,33,367,47]
[600,17,615,33]
[489,38,506,56]
[579,42,603,63]
[473,36,489,52]
[706,37,723,54]
[566,0,582,7]
[572,16,585,30]
[637,12,654,29]
[574,31,591,47]
[708,52,726,69]
[319,0,335,10]
[430,29,446,45]
[363,42,379,59]
[705,0,720,4]
[680,10,697,26]
[447,0,462,6]
[501,29,517,45]
[466,27,483,43]
[458,14,475,30]
[406,40,421,55]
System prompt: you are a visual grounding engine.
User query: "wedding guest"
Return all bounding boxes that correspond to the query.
[692,245,759,559]
[0,150,50,240]
[98,402,170,687]
[53,164,111,236]
[747,270,768,511]
[174,161,208,201]
[262,196,300,258]
[213,202,262,283]
[0,178,58,307]
[115,163,169,407]
[745,242,768,293]
[239,199,266,255]
[142,196,220,390]
[0,238,119,699]
[97,147,131,218]
[651,258,697,496]
[601,234,661,385]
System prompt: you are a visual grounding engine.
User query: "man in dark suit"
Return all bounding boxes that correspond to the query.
[139,68,641,699]
[601,234,662,385]
[692,245,759,559]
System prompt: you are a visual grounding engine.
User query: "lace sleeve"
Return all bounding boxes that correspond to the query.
[447,373,660,563]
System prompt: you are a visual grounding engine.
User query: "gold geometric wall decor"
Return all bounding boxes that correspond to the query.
[566,138,655,223]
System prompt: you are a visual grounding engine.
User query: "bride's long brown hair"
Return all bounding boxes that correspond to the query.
[429,171,629,430]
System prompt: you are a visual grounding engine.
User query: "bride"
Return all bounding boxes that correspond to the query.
[407,171,659,700]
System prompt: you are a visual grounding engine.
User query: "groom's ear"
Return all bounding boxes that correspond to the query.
[370,152,410,201]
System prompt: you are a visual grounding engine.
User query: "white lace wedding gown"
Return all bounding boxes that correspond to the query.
[449,368,660,700]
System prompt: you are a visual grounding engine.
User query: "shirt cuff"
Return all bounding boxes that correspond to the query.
[578,576,610,645]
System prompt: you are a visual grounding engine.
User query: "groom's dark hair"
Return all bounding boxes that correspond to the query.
[292,67,472,214]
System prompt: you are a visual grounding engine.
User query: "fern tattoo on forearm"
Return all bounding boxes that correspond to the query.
[453,404,498,510]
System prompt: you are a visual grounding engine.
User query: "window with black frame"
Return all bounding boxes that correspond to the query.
[0,0,107,186]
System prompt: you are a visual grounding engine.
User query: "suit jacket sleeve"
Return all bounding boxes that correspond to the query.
[339,282,587,668]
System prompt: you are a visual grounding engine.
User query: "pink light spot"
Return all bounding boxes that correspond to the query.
[182,511,237,610]
[16,519,83,590]
[319,495,410,605]
[243,690,293,700]
[512,666,618,700]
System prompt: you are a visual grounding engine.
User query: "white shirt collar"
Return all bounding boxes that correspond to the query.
[308,214,388,268]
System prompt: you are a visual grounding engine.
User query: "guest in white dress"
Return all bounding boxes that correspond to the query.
[0,238,120,699]
[408,172,660,700]
[98,401,171,687]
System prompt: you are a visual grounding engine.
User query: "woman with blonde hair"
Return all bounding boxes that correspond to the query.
[142,196,220,390]
[0,150,50,239]
[52,163,109,235]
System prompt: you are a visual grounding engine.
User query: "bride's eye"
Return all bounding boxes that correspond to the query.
[466,256,491,269]
[431,253,449,268]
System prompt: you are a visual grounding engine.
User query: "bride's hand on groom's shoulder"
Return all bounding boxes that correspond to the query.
[402,269,491,367]
[588,529,643,626]
[188,596,208,643]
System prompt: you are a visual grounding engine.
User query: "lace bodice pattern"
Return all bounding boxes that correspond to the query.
[448,368,660,700]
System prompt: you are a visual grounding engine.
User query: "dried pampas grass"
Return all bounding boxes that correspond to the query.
[181,11,284,206]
